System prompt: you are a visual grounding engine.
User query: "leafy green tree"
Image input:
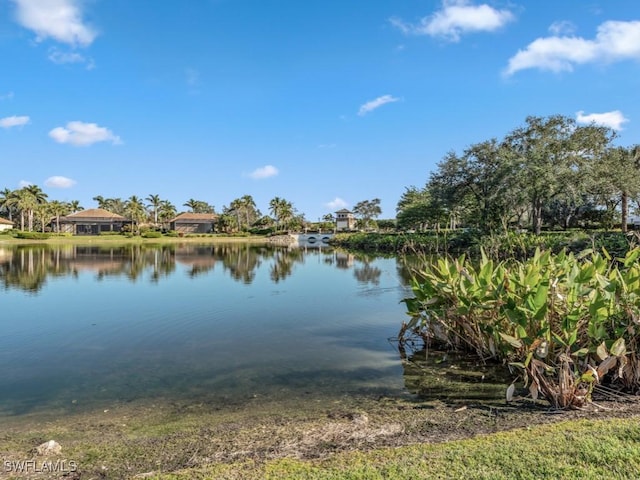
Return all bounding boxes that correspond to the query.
[353,198,382,230]
[505,115,613,234]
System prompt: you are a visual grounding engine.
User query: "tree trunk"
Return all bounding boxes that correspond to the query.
[621,191,628,233]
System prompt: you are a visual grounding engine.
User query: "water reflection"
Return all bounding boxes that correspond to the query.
[0,244,411,294]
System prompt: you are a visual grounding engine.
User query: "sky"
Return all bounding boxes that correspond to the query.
[1,0,639,221]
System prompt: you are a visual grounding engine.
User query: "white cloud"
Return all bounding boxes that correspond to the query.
[358,95,400,116]
[576,110,628,131]
[48,47,95,68]
[0,115,30,128]
[19,180,33,188]
[505,20,640,76]
[0,92,15,101]
[325,197,348,210]
[49,121,121,146]
[548,20,576,36]
[248,165,278,180]
[11,0,97,47]
[390,0,514,42]
[44,176,76,188]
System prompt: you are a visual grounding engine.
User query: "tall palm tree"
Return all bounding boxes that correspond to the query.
[93,195,107,209]
[0,188,15,221]
[146,194,161,226]
[49,200,70,232]
[125,195,146,232]
[158,200,177,229]
[23,185,48,231]
[269,197,293,232]
[68,200,83,213]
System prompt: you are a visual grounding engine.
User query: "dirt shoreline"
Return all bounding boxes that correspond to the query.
[2,389,639,479]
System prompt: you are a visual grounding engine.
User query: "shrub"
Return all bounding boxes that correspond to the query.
[402,247,640,408]
[14,231,50,240]
[141,231,162,238]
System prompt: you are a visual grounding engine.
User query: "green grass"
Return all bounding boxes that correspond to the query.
[155,418,640,479]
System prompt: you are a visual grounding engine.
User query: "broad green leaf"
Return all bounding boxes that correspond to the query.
[610,338,626,357]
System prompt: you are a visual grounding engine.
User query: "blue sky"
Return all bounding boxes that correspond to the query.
[1,0,639,221]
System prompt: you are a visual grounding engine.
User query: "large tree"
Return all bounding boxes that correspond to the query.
[505,115,614,234]
[353,198,382,230]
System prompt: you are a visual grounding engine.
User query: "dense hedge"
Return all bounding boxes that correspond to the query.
[330,231,636,259]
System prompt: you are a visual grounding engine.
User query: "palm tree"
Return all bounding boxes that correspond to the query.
[49,201,70,232]
[158,200,177,229]
[68,200,83,213]
[23,185,48,231]
[269,197,293,232]
[146,194,162,226]
[93,195,107,209]
[183,198,199,213]
[0,188,15,221]
[125,195,146,233]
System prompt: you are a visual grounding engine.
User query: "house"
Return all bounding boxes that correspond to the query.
[169,212,217,234]
[0,217,14,232]
[335,209,356,231]
[56,208,130,235]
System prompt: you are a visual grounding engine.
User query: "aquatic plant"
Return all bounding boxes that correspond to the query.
[401,248,640,408]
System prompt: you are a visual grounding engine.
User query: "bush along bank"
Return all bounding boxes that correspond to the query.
[330,231,637,259]
[401,247,640,409]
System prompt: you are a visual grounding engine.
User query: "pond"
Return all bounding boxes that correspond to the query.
[0,243,506,420]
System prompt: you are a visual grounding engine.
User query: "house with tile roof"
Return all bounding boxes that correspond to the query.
[57,208,131,235]
[169,212,217,234]
[0,217,14,232]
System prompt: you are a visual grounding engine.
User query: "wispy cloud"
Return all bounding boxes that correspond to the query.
[505,20,640,76]
[390,0,514,42]
[0,92,15,101]
[11,0,97,47]
[44,176,76,188]
[48,47,95,69]
[325,197,348,210]
[548,20,576,36]
[358,95,399,116]
[49,121,121,146]
[248,165,278,180]
[0,115,30,128]
[19,180,33,188]
[576,110,628,131]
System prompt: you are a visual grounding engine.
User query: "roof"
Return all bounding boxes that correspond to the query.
[0,217,13,225]
[61,208,128,221]
[170,212,218,222]
[335,209,353,214]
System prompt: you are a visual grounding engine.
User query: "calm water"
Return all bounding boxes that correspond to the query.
[0,243,417,416]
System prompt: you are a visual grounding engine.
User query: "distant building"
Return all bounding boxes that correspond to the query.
[57,209,130,235]
[0,217,13,232]
[335,209,356,231]
[169,212,217,234]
